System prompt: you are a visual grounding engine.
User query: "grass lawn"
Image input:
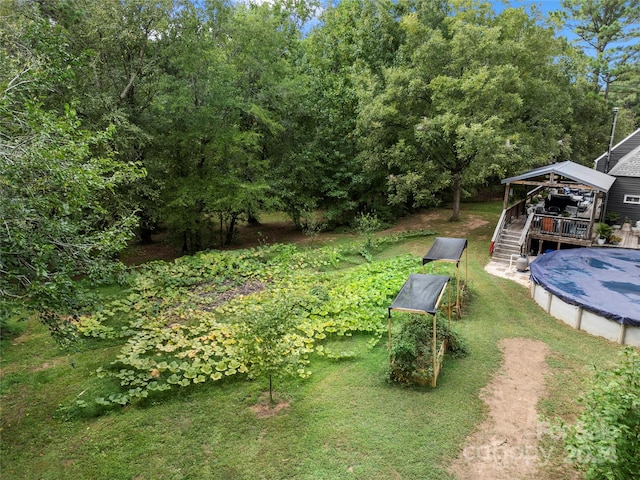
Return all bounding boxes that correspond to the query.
[0,202,627,479]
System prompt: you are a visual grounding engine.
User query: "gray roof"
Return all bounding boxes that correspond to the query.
[607,145,640,177]
[594,128,640,172]
[501,160,616,192]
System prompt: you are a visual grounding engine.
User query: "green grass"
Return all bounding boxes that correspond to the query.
[0,202,629,479]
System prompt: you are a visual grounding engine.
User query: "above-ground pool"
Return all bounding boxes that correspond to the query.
[529,248,640,346]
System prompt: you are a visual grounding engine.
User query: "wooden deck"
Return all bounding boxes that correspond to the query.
[492,196,640,257]
[530,223,639,251]
[595,226,640,249]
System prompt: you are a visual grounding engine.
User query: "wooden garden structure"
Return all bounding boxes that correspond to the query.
[387,274,451,387]
[422,237,468,317]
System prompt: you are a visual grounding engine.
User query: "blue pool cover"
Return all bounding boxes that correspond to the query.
[530,248,640,327]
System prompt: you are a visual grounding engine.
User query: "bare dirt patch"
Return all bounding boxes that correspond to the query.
[121,209,489,266]
[121,237,184,265]
[121,223,323,266]
[32,358,67,372]
[449,337,551,480]
[164,279,269,326]
[250,392,291,418]
[381,211,489,237]
[192,279,268,311]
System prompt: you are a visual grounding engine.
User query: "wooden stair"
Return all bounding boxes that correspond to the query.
[491,216,527,264]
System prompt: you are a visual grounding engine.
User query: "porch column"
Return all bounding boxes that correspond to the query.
[503,183,511,210]
[588,190,599,236]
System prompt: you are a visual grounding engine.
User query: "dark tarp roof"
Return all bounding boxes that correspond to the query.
[388,274,449,315]
[422,237,468,266]
[530,248,640,327]
[501,161,616,192]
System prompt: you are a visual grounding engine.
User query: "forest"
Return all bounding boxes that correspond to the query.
[1,0,639,321]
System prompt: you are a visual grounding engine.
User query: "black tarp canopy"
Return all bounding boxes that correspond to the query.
[422,237,468,316]
[422,237,468,266]
[388,274,450,315]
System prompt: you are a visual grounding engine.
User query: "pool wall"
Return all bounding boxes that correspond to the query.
[530,281,640,346]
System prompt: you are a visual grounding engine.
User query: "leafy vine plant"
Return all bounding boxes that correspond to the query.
[556,347,640,479]
[75,240,426,408]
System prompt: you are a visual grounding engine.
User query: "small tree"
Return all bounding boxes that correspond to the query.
[559,348,640,479]
[353,211,383,261]
[239,298,312,403]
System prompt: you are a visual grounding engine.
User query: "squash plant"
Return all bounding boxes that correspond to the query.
[76,242,425,407]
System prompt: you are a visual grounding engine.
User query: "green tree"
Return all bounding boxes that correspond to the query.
[299,0,405,226]
[359,0,579,221]
[50,0,175,244]
[559,0,640,100]
[239,298,311,403]
[150,0,309,248]
[0,5,145,334]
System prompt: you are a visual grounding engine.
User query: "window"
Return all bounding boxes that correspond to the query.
[623,194,640,205]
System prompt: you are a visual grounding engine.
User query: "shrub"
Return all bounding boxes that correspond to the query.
[604,211,621,226]
[353,211,383,261]
[560,348,640,480]
[388,313,468,386]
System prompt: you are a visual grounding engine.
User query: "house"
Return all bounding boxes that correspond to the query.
[594,128,640,224]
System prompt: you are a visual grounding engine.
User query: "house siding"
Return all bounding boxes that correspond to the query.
[593,129,640,224]
[606,177,640,224]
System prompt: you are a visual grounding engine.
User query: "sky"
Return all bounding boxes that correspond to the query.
[492,0,577,39]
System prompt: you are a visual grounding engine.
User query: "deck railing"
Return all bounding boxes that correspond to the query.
[529,214,592,240]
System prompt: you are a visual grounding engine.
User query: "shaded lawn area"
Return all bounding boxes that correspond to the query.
[0,203,624,480]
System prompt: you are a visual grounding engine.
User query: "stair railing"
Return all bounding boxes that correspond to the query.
[490,200,526,254]
[518,212,534,254]
[490,209,507,254]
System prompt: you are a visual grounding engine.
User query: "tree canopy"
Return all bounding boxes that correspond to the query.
[1,3,144,329]
[1,0,638,322]
[559,0,639,100]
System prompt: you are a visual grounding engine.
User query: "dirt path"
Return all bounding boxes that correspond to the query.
[122,209,490,265]
[380,210,489,237]
[449,337,551,480]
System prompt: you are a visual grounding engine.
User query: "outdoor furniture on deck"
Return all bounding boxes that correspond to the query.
[546,206,561,215]
[565,206,578,217]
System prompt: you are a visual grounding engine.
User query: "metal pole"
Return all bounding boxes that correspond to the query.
[601,107,619,222]
[605,107,619,174]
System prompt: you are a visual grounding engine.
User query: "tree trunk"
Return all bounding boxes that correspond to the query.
[450,174,462,222]
[139,226,153,245]
[182,230,189,254]
[224,213,237,246]
[247,212,260,226]
[269,375,273,403]
[219,214,224,246]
